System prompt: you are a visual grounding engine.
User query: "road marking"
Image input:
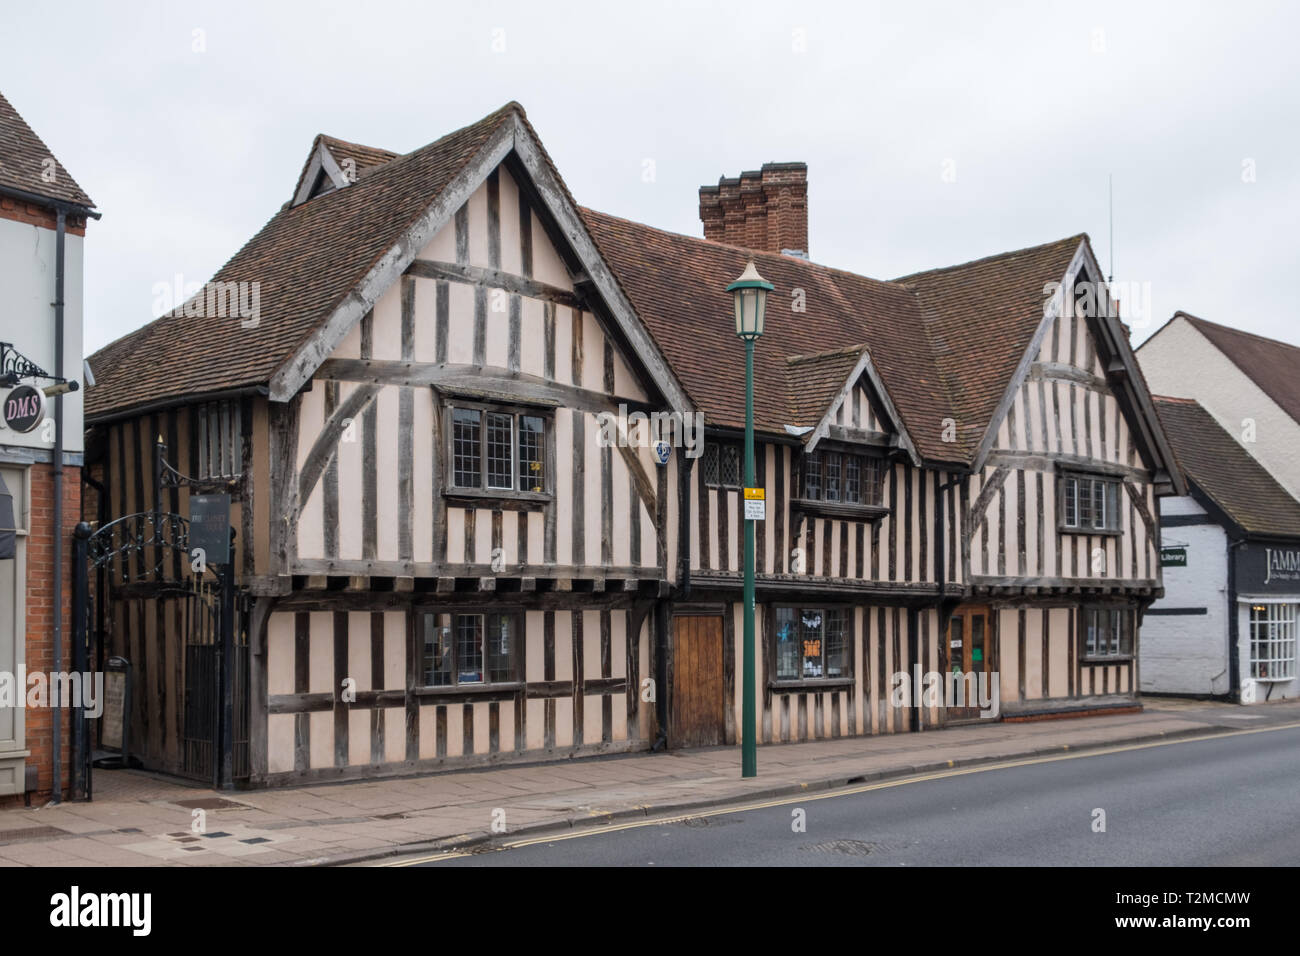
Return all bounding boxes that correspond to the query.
[381,719,1300,866]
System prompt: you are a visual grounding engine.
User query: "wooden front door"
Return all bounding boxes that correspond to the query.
[670,615,725,748]
[945,605,992,722]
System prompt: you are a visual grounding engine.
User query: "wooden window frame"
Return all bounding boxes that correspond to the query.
[441,398,554,505]
[1249,601,1297,681]
[195,399,243,480]
[792,447,889,521]
[1059,470,1122,537]
[768,604,855,689]
[412,606,524,693]
[1079,605,1134,662]
[702,440,742,489]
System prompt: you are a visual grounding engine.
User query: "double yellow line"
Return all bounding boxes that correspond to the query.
[380,720,1300,866]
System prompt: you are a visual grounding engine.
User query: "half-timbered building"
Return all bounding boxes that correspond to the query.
[82,102,1183,787]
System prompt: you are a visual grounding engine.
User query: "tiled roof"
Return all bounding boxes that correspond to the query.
[583,207,1084,464]
[319,135,399,179]
[785,346,867,429]
[1154,396,1300,537]
[86,103,519,420]
[1176,312,1300,427]
[0,89,94,208]
[86,100,1095,471]
[895,235,1084,457]
[290,134,400,199]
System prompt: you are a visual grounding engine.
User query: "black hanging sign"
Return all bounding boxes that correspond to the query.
[2,385,46,433]
[189,494,231,565]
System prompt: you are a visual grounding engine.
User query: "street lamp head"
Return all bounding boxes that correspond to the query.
[726,259,773,341]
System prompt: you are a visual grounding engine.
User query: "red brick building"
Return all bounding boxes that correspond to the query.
[0,90,96,804]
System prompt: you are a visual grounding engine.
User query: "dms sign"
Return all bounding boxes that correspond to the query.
[1237,543,1300,594]
[2,385,46,433]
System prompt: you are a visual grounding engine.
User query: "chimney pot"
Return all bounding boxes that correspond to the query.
[698,162,807,257]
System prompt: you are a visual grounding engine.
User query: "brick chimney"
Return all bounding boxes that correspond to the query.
[699,162,808,258]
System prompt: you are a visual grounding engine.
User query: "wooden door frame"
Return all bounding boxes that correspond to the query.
[668,610,727,748]
[942,603,993,724]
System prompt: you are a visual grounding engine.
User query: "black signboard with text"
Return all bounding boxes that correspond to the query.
[1235,541,1300,594]
[189,494,231,566]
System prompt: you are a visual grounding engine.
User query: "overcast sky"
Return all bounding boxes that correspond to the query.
[5,0,1297,354]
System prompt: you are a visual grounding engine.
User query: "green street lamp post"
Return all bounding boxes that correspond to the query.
[727,260,772,779]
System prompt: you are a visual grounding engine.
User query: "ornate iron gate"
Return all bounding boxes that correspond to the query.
[72,511,246,794]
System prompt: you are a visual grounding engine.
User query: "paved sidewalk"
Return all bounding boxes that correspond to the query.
[2,697,1298,867]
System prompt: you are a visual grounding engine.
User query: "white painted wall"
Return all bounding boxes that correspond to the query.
[0,216,84,456]
[1142,496,1231,695]
[1139,316,1300,501]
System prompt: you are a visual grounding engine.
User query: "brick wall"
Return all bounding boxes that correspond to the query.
[0,196,87,236]
[0,461,81,806]
[699,162,808,256]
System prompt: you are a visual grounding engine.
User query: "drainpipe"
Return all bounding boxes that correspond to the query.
[51,207,65,802]
[1227,535,1245,702]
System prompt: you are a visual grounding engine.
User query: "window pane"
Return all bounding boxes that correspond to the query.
[1252,604,1298,680]
[702,444,720,486]
[825,455,841,502]
[1078,478,1094,527]
[800,609,825,679]
[775,608,799,680]
[486,614,514,682]
[1064,478,1077,527]
[422,613,454,686]
[864,457,883,506]
[518,416,545,492]
[825,609,847,677]
[486,413,513,489]
[804,455,822,500]
[1093,481,1107,530]
[721,444,741,487]
[452,408,481,487]
[456,614,484,683]
[1085,609,1098,656]
[844,456,860,504]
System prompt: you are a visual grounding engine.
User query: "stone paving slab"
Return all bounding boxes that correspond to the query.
[1,698,1297,867]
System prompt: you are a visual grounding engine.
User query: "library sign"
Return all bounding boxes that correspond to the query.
[1237,543,1300,594]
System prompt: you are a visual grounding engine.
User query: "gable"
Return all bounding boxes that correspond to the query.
[973,239,1183,494]
[793,347,919,463]
[325,164,650,401]
[85,103,689,424]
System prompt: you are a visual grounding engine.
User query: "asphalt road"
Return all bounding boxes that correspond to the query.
[411,724,1300,866]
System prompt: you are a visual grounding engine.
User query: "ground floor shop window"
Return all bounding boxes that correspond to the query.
[1081,606,1133,659]
[1249,603,1297,681]
[774,607,847,680]
[419,611,517,686]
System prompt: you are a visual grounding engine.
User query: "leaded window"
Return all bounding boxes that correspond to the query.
[420,611,518,686]
[1082,607,1132,659]
[702,441,741,488]
[775,606,849,681]
[802,451,882,506]
[1062,474,1121,532]
[448,405,549,494]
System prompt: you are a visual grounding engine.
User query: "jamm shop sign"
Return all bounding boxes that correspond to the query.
[2,384,46,433]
